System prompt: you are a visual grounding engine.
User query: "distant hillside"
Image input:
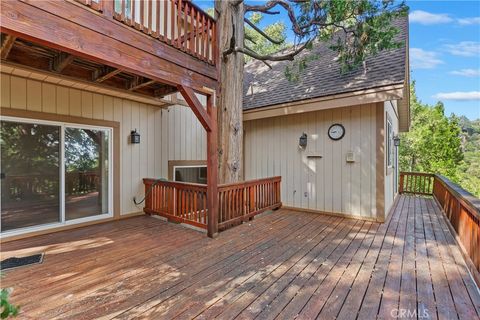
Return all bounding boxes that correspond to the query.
[457,116,480,197]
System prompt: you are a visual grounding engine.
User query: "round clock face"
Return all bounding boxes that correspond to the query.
[328,124,345,140]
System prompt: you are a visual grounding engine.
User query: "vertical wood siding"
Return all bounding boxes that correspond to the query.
[245,104,378,219]
[0,73,206,215]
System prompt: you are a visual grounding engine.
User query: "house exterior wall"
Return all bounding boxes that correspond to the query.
[0,73,206,216]
[384,100,400,217]
[244,103,379,220]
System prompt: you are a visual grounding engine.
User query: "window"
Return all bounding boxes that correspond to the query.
[174,166,207,184]
[1,117,113,235]
[387,116,394,168]
[168,160,207,184]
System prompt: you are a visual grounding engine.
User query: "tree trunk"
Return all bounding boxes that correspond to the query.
[215,0,244,184]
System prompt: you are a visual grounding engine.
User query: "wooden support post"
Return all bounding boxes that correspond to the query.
[206,93,219,237]
[178,84,218,237]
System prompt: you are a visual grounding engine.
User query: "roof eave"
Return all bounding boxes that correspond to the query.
[243,83,406,121]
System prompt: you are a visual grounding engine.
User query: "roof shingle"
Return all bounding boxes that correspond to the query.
[243,16,408,110]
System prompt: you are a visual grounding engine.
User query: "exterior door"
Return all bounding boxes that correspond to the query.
[1,120,61,232]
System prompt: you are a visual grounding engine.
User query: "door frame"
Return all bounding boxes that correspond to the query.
[1,115,114,237]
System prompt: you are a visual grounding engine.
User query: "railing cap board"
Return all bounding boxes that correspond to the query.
[143,178,207,190]
[400,171,435,177]
[434,174,480,218]
[218,176,282,189]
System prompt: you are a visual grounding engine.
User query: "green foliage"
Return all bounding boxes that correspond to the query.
[456,117,480,197]
[1,287,19,319]
[285,0,408,76]
[244,12,288,62]
[399,83,480,197]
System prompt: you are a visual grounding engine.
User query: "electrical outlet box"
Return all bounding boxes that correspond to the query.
[346,151,355,163]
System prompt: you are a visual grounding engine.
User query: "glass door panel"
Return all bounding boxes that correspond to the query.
[65,127,110,220]
[1,120,61,231]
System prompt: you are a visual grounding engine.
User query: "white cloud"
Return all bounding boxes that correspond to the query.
[410,48,444,69]
[409,10,453,25]
[444,41,480,57]
[450,69,480,77]
[458,17,480,25]
[433,91,480,101]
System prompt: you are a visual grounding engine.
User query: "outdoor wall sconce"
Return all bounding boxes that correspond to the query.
[393,135,400,147]
[130,129,140,144]
[299,132,308,149]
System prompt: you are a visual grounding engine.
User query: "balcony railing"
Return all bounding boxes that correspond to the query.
[113,0,216,64]
[73,0,217,65]
[400,172,480,285]
[143,176,282,232]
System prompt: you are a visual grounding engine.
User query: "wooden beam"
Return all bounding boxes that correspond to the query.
[7,0,217,81]
[154,86,178,98]
[206,93,219,237]
[53,52,75,72]
[0,0,217,92]
[94,68,122,83]
[177,85,212,132]
[129,79,156,91]
[1,34,16,60]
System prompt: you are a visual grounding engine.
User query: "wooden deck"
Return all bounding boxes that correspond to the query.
[1,195,479,319]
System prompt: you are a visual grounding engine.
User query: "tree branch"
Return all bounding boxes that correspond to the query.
[234,39,312,62]
[244,18,284,45]
[245,0,309,36]
[245,45,272,69]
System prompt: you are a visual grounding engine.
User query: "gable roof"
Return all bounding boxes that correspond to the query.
[243,16,408,111]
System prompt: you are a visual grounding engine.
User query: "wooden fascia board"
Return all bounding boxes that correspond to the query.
[0,0,217,92]
[243,84,405,121]
[21,0,217,81]
[177,85,212,132]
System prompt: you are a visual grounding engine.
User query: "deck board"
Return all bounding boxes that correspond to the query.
[1,195,479,320]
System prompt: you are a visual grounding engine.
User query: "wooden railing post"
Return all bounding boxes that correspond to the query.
[399,172,404,194]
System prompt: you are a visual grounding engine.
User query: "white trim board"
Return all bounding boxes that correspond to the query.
[243,84,405,121]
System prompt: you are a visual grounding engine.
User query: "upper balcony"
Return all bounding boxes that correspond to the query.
[83,0,217,66]
[0,0,218,100]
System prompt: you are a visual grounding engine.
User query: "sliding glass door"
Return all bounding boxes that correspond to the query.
[0,117,112,235]
[65,127,110,220]
[1,121,61,232]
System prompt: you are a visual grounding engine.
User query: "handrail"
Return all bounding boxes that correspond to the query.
[142,176,282,232]
[400,171,480,285]
[218,176,282,230]
[399,171,434,195]
[143,178,207,228]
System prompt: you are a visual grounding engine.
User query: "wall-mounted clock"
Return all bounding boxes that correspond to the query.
[328,123,345,141]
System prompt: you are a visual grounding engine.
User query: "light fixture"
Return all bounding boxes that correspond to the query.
[130,129,140,144]
[393,135,400,147]
[299,132,308,148]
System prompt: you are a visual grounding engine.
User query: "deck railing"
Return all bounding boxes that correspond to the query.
[400,172,480,284]
[398,171,434,195]
[218,177,282,231]
[143,179,208,229]
[143,176,282,232]
[112,0,216,65]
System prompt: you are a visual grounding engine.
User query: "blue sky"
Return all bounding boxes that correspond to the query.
[196,1,480,120]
